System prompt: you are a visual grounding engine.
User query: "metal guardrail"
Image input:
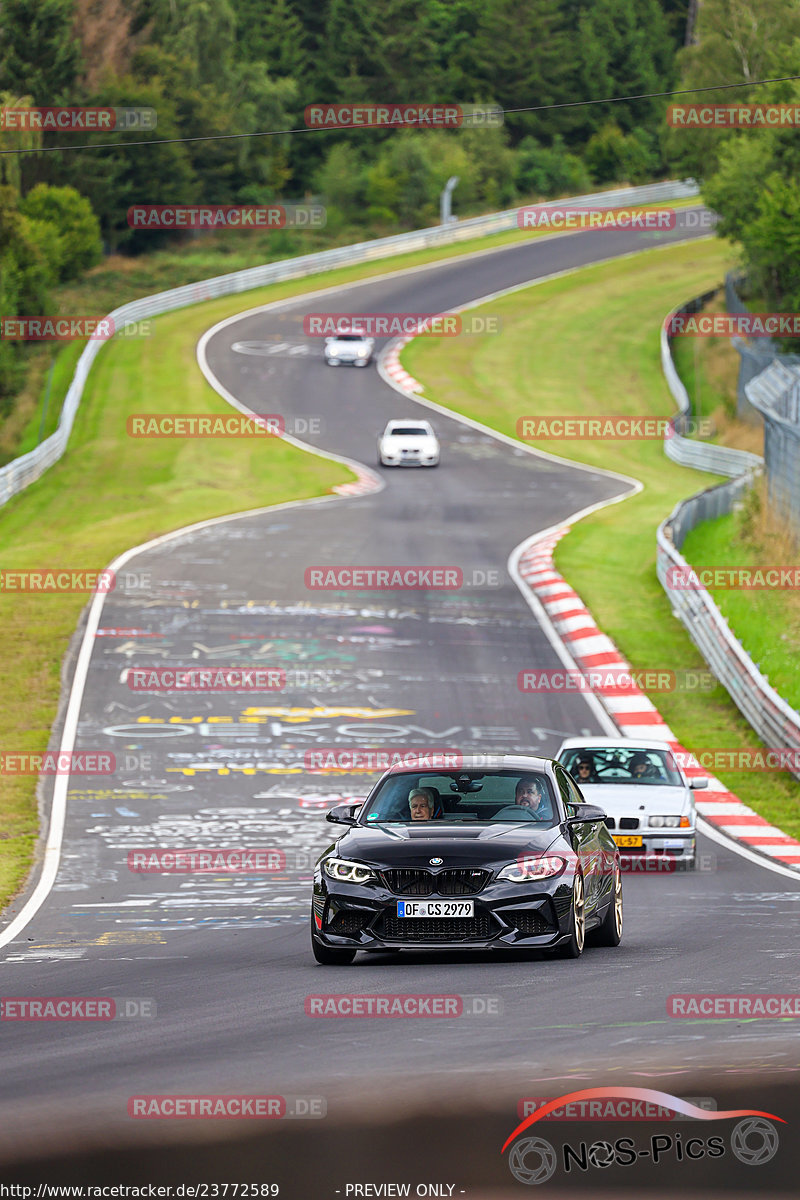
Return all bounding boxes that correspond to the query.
[0,178,700,509]
[657,483,800,782]
[661,291,763,477]
[658,291,800,781]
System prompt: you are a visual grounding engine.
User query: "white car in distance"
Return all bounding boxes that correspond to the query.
[378,419,440,468]
[323,328,374,366]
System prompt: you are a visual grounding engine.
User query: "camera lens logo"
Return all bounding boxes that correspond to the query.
[507,1136,557,1186]
[730,1117,779,1166]
[587,1140,615,1168]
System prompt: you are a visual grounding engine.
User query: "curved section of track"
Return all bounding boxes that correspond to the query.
[1,217,798,1159]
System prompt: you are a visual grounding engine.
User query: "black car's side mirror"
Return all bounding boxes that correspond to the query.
[566,802,607,825]
[326,802,362,826]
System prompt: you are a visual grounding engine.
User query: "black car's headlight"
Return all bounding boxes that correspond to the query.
[323,857,376,884]
[497,855,567,883]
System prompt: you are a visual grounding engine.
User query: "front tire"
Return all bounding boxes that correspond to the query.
[311,915,357,965]
[555,872,585,959]
[590,862,623,947]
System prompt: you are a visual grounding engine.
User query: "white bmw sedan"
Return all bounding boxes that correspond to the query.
[378,419,440,467]
[323,329,374,366]
[555,736,705,868]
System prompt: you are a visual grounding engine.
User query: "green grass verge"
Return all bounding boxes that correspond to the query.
[681,503,800,713]
[402,237,800,839]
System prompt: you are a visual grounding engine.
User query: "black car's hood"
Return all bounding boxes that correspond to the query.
[334,822,563,867]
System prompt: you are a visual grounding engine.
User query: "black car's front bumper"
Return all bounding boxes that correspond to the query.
[312,872,577,952]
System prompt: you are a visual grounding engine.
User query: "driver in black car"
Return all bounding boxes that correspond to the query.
[515,777,551,818]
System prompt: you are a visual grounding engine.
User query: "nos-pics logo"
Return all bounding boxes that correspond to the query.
[502,1087,782,1185]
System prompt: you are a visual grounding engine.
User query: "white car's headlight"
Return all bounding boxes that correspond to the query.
[497,855,566,882]
[649,815,691,828]
[323,857,376,883]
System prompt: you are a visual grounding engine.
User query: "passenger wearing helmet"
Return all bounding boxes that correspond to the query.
[572,754,599,785]
[629,752,653,780]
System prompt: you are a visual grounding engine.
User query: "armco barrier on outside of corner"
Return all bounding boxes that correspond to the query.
[0,180,699,510]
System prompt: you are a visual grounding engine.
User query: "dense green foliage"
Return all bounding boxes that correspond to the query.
[0,0,694,411]
[667,0,800,337]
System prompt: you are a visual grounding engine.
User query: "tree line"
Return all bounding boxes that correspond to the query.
[3,1,797,405]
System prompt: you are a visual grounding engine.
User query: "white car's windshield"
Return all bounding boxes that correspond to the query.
[388,426,429,437]
[361,770,557,823]
[560,747,683,786]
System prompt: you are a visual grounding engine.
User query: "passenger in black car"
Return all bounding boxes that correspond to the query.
[408,787,438,820]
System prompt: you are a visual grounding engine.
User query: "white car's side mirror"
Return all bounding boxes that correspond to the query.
[689,778,708,789]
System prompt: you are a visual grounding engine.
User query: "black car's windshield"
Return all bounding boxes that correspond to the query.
[559,746,683,787]
[361,770,557,824]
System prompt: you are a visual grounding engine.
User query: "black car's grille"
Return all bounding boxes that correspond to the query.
[552,893,572,921]
[378,913,496,941]
[381,868,490,896]
[382,869,433,896]
[512,910,553,937]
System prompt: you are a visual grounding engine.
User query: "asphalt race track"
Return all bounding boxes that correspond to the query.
[2,216,798,1191]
